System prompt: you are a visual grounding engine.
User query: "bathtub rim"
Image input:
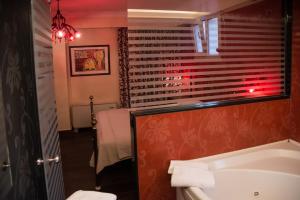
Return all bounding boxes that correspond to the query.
[181,167,300,200]
[214,167,300,178]
[179,139,300,165]
[210,148,300,170]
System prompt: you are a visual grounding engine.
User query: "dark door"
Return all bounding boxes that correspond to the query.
[0,0,48,199]
[0,0,64,199]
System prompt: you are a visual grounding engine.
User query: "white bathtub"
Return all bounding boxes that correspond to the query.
[176,139,300,200]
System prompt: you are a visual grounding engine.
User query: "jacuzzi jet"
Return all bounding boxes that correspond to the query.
[254,191,260,196]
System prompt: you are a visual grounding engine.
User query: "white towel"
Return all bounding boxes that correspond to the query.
[67,190,117,200]
[188,187,212,200]
[168,160,209,174]
[171,166,215,188]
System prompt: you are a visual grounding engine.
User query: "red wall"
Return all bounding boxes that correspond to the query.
[135,1,300,200]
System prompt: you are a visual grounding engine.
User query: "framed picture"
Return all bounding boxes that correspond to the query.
[69,45,110,76]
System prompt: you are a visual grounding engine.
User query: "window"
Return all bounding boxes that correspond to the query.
[208,18,219,55]
[193,25,203,53]
[194,18,219,55]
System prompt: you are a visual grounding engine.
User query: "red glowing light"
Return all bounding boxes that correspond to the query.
[69,36,74,41]
[56,30,65,38]
[75,32,81,39]
[249,88,255,93]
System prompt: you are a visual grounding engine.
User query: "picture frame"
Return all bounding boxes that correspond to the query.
[69,45,110,76]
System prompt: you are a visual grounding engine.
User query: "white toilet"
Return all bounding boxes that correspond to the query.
[67,190,117,200]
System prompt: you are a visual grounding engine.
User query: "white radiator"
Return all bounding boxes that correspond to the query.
[71,103,117,129]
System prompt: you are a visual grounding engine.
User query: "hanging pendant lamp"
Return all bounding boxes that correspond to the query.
[51,0,81,42]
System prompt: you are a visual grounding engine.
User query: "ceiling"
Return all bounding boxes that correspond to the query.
[50,0,254,27]
[128,0,253,12]
[51,0,126,12]
[51,0,255,16]
[50,0,127,27]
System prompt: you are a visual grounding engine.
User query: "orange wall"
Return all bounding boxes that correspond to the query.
[134,1,300,200]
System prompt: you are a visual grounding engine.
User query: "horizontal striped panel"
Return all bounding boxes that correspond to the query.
[129,46,196,51]
[128,32,193,37]
[130,78,283,93]
[33,23,51,39]
[128,13,286,108]
[131,87,284,104]
[35,48,52,57]
[130,89,284,108]
[129,51,283,59]
[130,84,283,101]
[129,62,283,73]
[35,54,53,64]
[129,39,195,45]
[34,33,52,45]
[219,27,283,33]
[129,26,194,31]
[221,15,282,23]
[32,0,51,22]
[219,40,283,45]
[129,38,284,44]
[129,57,284,66]
[219,46,283,50]
[130,68,284,79]
[219,21,282,28]
[130,73,283,87]
[219,33,283,39]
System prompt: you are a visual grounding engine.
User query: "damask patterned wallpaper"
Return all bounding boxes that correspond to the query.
[136,100,292,200]
[0,0,47,199]
[134,1,300,200]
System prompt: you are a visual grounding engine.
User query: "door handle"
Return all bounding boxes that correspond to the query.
[47,156,60,163]
[36,158,44,165]
[36,156,60,166]
[2,161,11,171]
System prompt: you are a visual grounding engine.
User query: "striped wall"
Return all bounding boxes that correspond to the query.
[128,5,285,108]
[31,0,65,199]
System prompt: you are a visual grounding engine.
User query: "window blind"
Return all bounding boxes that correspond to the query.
[128,14,285,108]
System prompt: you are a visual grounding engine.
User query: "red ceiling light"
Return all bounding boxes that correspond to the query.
[51,0,81,42]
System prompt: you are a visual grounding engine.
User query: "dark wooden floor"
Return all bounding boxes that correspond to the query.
[59,130,137,200]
